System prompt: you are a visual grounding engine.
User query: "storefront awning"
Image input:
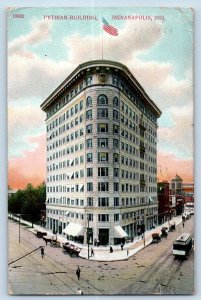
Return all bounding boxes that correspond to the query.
[63,223,83,236]
[114,226,128,238]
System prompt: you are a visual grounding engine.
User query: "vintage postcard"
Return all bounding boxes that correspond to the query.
[7,7,194,295]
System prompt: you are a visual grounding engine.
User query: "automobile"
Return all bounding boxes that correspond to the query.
[152,233,161,243]
[182,212,191,220]
[161,227,168,238]
[169,223,176,231]
[190,208,194,215]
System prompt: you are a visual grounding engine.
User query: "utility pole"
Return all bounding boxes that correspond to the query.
[87,217,90,260]
[143,223,145,247]
[19,214,21,244]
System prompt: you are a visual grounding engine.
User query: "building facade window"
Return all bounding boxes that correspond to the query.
[98,152,108,162]
[98,197,109,206]
[113,110,119,120]
[86,76,92,86]
[112,77,119,87]
[86,109,92,120]
[113,182,119,192]
[113,125,119,135]
[86,153,93,162]
[86,138,93,148]
[113,139,119,149]
[98,167,108,176]
[114,197,119,206]
[88,213,93,221]
[86,96,92,107]
[113,153,119,163]
[97,123,108,133]
[75,104,79,114]
[97,108,108,119]
[98,182,109,191]
[70,107,74,116]
[87,168,93,177]
[80,100,83,110]
[87,182,93,191]
[113,168,119,177]
[98,138,108,148]
[113,97,119,107]
[97,94,108,106]
[114,214,119,221]
[87,197,93,206]
[86,124,93,134]
[98,214,109,222]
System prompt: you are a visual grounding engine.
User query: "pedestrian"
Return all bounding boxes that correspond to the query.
[40,247,44,259]
[94,238,97,246]
[137,230,141,239]
[127,249,129,256]
[91,247,94,257]
[121,243,123,250]
[76,266,81,280]
[76,288,83,295]
[109,246,113,253]
[183,222,185,228]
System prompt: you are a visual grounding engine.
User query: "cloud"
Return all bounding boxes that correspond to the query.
[157,150,193,183]
[64,20,163,64]
[8,54,75,101]
[8,19,75,101]
[8,103,45,158]
[8,19,52,58]
[7,17,193,187]
[157,104,194,159]
[125,57,193,111]
[8,135,46,189]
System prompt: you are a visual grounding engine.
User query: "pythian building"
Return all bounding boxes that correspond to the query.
[41,60,161,246]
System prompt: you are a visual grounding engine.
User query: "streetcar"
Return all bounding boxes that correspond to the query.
[173,233,193,259]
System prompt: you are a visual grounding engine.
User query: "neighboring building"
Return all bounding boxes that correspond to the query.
[182,183,194,203]
[41,60,161,246]
[170,174,183,195]
[170,174,184,215]
[157,181,173,224]
[8,187,17,197]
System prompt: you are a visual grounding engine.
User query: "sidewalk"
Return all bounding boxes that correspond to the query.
[9,214,182,262]
[79,216,182,261]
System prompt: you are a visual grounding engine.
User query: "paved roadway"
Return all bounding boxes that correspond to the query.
[8,216,194,295]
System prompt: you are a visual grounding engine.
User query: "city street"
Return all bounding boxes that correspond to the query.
[8,217,194,295]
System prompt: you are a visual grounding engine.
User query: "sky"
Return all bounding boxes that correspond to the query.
[7,7,194,189]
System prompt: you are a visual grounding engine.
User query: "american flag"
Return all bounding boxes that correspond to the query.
[102,17,118,36]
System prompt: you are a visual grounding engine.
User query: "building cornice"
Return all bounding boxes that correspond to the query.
[40,60,162,118]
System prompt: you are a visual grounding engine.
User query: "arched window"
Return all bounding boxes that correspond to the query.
[97,94,108,106]
[113,97,119,107]
[86,96,92,107]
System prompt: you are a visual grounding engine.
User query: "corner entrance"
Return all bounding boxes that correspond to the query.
[99,228,109,245]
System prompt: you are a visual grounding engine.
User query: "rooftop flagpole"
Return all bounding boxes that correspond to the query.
[101,15,118,60]
[101,11,103,60]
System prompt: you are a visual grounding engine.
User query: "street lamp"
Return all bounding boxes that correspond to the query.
[84,207,90,260]
[87,216,90,260]
[16,213,30,244]
[140,217,146,247]
[18,214,21,244]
